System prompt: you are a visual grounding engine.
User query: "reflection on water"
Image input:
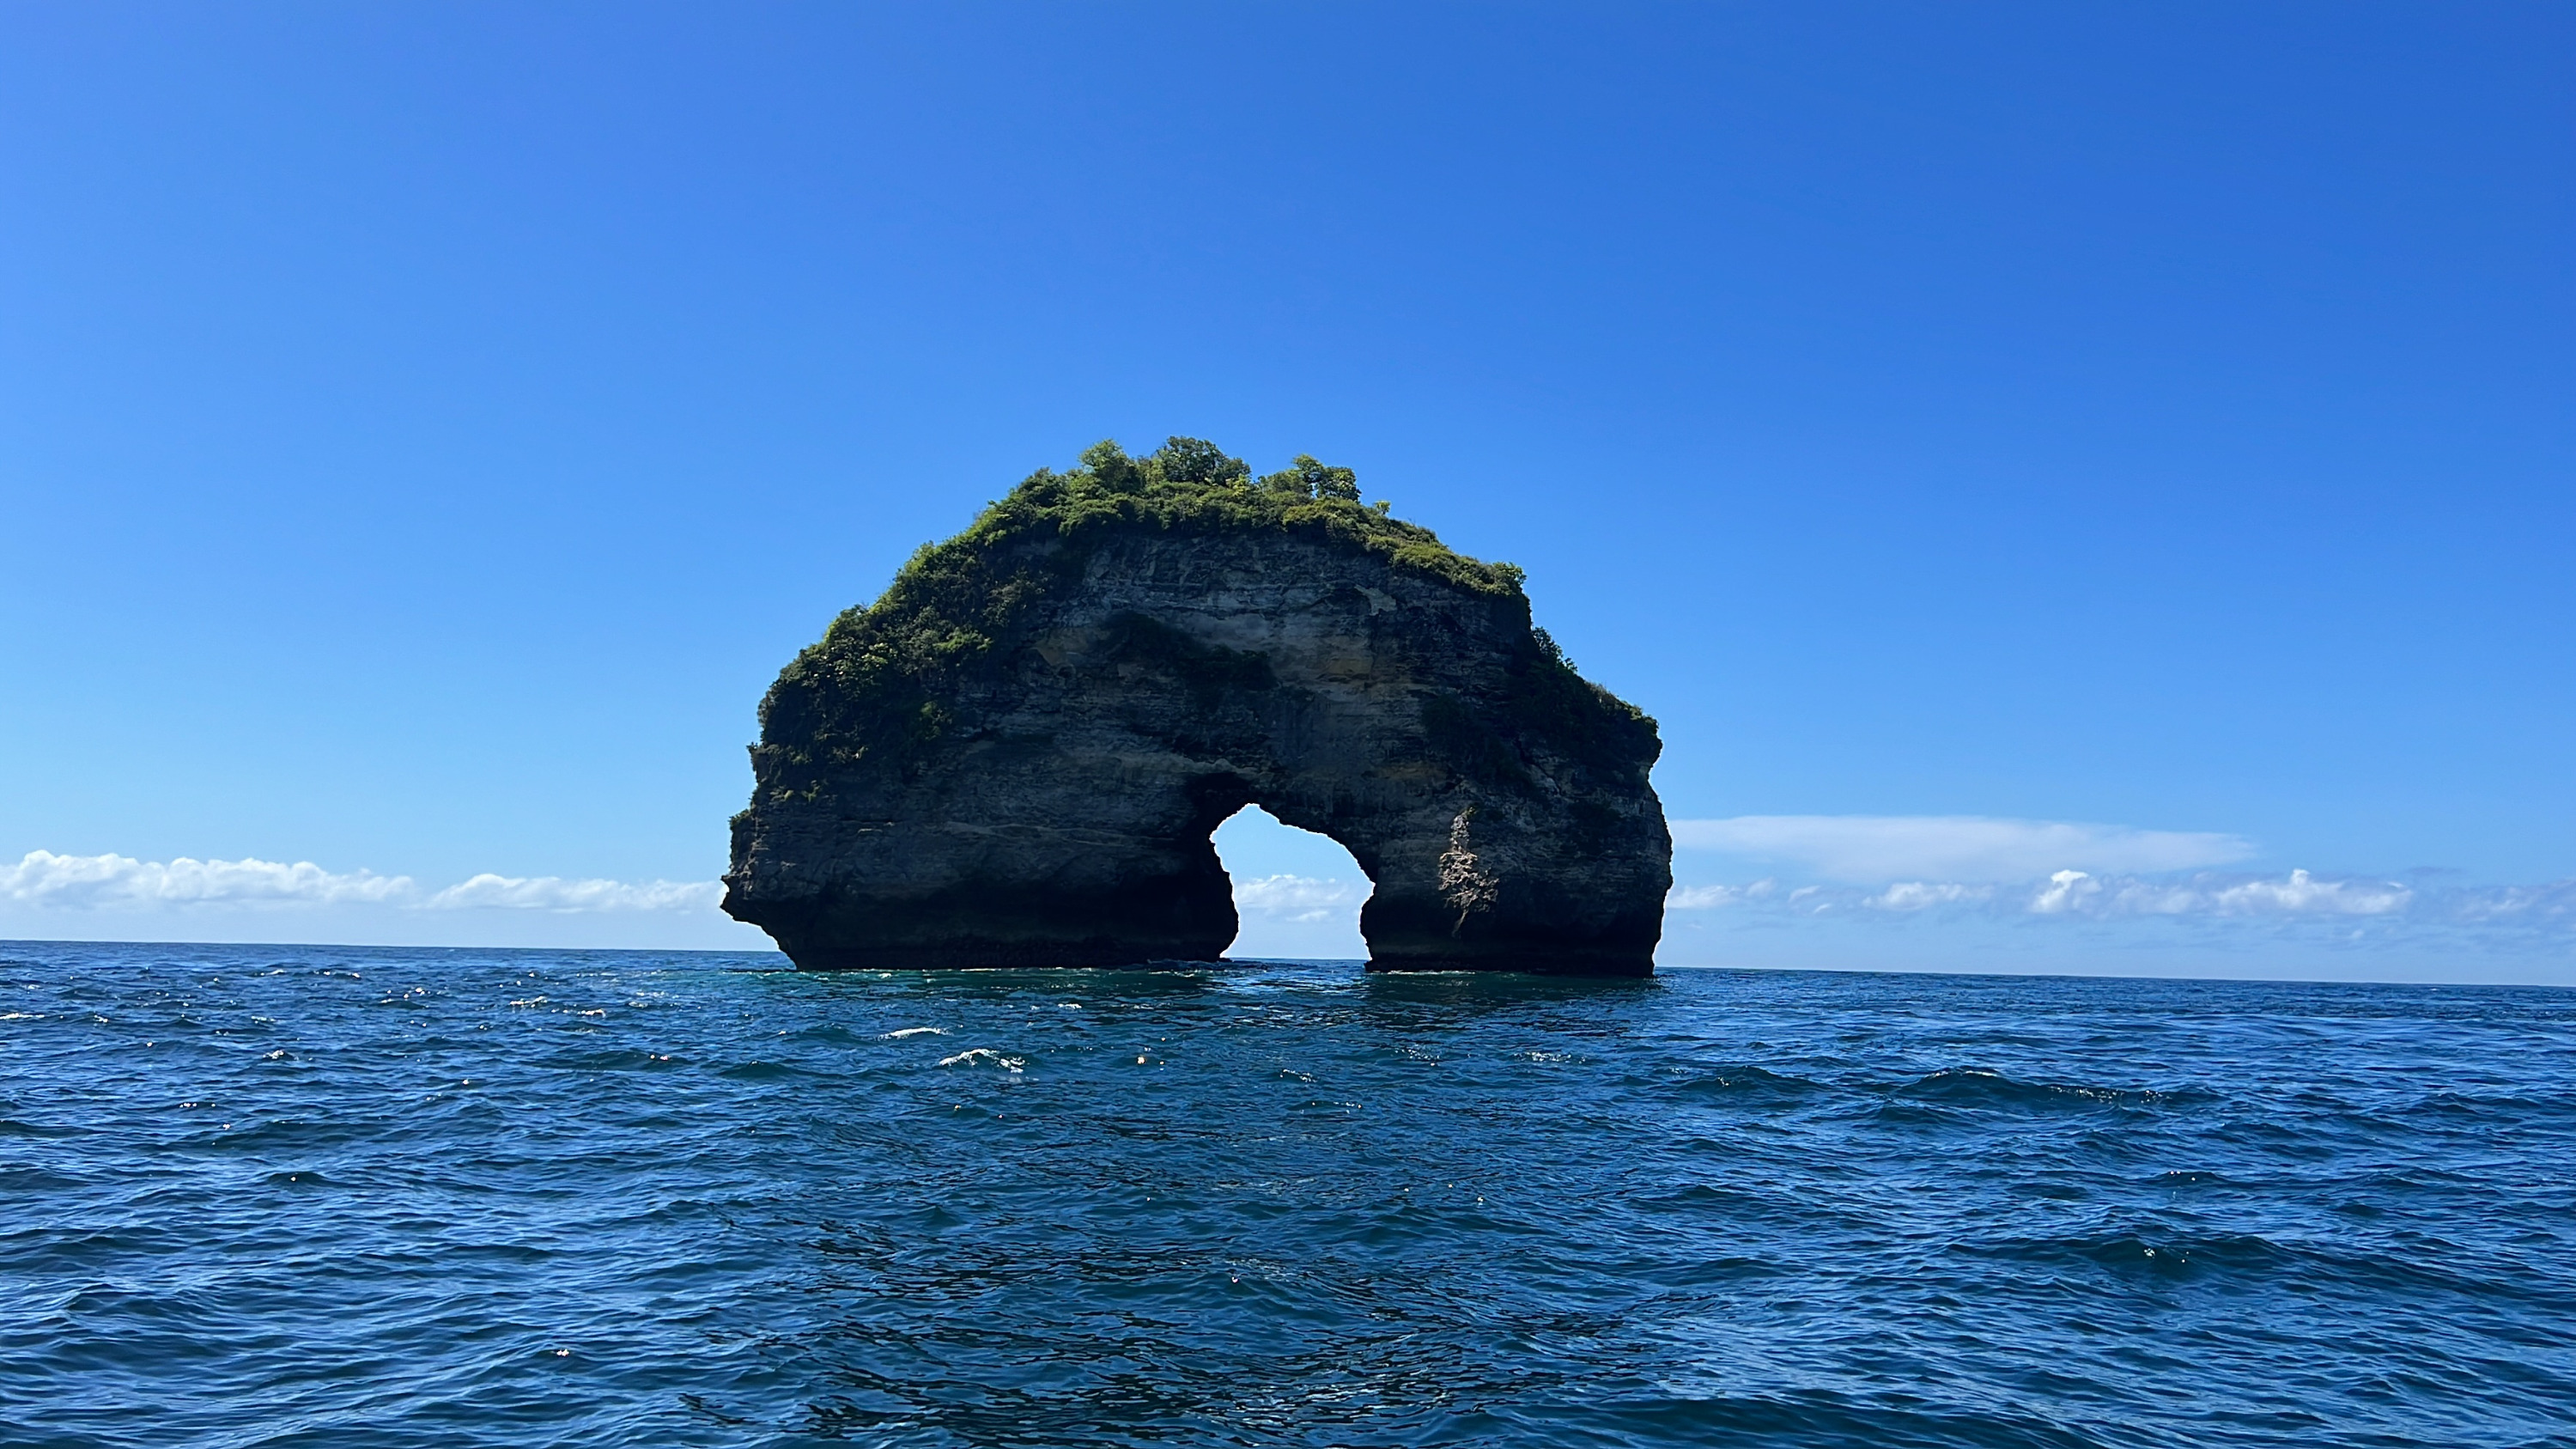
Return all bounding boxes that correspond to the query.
[4,944,2573,1447]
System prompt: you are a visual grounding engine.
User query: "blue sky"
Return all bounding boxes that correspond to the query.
[2,3,2568,978]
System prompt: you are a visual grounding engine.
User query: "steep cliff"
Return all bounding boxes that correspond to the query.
[723,438,1672,976]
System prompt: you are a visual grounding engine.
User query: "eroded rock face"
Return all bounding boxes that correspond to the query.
[724,446,1670,976]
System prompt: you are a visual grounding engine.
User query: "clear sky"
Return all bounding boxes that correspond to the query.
[2,3,2568,979]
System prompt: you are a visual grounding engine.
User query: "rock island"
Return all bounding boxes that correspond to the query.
[723,438,1671,975]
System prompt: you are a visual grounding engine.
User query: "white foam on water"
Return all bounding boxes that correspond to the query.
[936,1047,1025,1072]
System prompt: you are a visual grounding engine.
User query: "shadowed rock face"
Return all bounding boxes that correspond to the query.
[724,448,1670,976]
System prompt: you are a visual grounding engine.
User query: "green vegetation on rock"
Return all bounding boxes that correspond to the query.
[754,436,1643,783]
[969,437,1526,596]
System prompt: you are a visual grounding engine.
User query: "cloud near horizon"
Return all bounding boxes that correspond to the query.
[422,874,723,912]
[1669,814,2256,882]
[0,850,414,910]
[2027,868,2409,917]
[1232,874,1368,923]
[1662,867,2576,942]
[1652,814,2556,935]
[0,850,718,914]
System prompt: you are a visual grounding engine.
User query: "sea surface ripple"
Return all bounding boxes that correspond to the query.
[4,943,2573,1447]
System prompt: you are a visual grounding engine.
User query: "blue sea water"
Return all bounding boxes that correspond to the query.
[3,944,2573,1448]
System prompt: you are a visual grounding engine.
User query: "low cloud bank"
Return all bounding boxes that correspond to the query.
[2027,868,2409,917]
[1671,815,2254,881]
[1668,867,2574,935]
[1662,812,2574,941]
[0,851,414,909]
[1,850,719,915]
[1233,874,1368,923]
[423,874,722,912]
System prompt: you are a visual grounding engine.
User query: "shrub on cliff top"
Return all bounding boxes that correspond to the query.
[947,437,1521,597]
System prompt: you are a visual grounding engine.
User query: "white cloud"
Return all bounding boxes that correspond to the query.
[1869,881,1993,911]
[2027,869,2099,915]
[1232,874,1366,922]
[422,874,722,912]
[2030,868,2409,917]
[2209,870,2409,916]
[0,850,412,909]
[1671,867,2430,925]
[0,850,721,916]
[2451,880,2576,923]
[1669,815,2254,882]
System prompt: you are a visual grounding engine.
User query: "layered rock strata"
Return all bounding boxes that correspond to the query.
[724,441,1671,976]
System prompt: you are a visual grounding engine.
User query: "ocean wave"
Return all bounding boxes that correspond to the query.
[1890,1066,2215,1112]
[713,1058,810,1082]
[936,1047,1026,1072]
[0,1115,78,1138]
[1957,1228,2576,1312]
[1597,1391,2111,1449]
[1671,1064,1832,1104]
[544,1048,688,1072]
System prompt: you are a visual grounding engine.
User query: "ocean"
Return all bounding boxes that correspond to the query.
[3,942,2571,1448]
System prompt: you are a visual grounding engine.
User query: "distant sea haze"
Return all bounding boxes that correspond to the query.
[4,944,2569,1446]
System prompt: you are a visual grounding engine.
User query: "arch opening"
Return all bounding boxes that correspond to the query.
[1211,805,1373,962]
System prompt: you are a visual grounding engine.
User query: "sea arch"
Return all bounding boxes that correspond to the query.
[723,441,1671,976]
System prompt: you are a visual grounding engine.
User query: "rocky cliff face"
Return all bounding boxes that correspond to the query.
[724,441,1671,976]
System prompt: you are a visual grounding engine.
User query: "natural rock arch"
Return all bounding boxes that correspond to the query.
[723,440,1672,977]
[1211,807,1370,957]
